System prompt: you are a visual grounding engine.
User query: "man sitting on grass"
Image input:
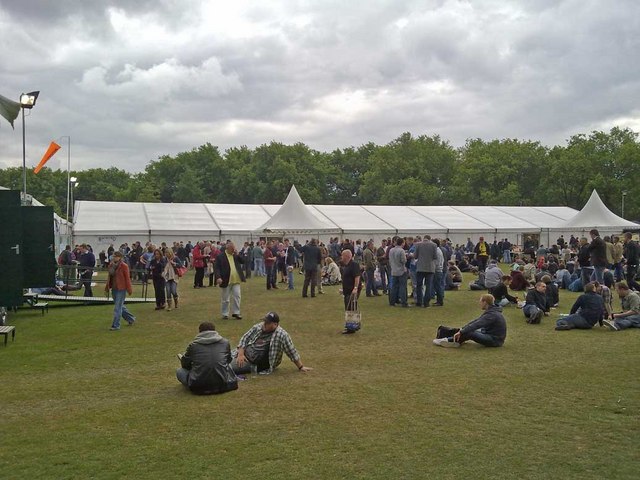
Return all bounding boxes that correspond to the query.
[523,281,550,324]
[231,312,313,374]
[492,275,519,307]
[176,322,238,395]
[432,294,507,348]
[602,281,640,331]
[555,282,604,330]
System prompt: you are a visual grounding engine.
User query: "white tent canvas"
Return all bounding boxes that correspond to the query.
[560,190,637,230]
[258,185,338,235]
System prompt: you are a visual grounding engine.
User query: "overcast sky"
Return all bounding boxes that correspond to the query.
[0,0,638,172]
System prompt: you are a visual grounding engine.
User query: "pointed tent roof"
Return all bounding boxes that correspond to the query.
[562,190,637,229]
[258,185,338,234]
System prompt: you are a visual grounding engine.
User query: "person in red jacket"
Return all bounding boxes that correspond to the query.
[105,251,136,331]
[192,241,205,288]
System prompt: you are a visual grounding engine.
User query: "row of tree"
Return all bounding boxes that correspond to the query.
[1,127,638,221]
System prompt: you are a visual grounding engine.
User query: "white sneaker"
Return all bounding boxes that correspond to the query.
[432,337,460,348]
[602,319,619,331]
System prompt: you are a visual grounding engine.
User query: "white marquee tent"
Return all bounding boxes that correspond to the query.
[72,187,637,252]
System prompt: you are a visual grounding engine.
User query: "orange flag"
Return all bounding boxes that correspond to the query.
[34,141,61,174]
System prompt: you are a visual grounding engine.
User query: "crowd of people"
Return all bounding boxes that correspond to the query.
[54,229,640,394]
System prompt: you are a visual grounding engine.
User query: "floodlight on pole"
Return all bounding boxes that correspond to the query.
[622,191,628,219]
[20,91,40,203]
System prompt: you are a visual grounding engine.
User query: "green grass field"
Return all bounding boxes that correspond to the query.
[1,270,638,479]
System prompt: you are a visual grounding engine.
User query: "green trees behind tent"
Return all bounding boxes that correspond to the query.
[1,127,638,221]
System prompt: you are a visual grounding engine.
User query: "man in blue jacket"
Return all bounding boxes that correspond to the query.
[555,282,604,330]
[432,294,507,348]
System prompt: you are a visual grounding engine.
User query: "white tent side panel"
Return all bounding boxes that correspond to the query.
[312,205,396,236]
[362,205,447,236]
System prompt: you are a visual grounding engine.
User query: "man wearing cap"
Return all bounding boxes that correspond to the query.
[474,236,490,272]
[176,321,238,395]
[231,312,313,374]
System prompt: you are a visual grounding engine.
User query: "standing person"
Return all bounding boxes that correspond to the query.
[283,239,296,290]
[388,237,409,307]
[474,236,490,272]
[555,282,604,330]
[340,249,361,333]
[577,237,592,288]
[214,241,245,320]
[301,238,321,298]
[612,236,624,282]
[163,249,181,311]
[413,235,437,307]
[432,239,446,306]
[376,240,389,294]
[176,322,238,395]
[78,244,96,297]
[363,240,379,297]
[602,281,640,331]
[253,241,265,277]
[432,294,507,348]
[264,240,277,290]
[231,312,313,374]
[149,249,167,310]
[241,242,252,280]
[192,241,205,289]
[502,238,512,264]
[105,251,136,331]
[588,229,607,284]
[622,232,640,290]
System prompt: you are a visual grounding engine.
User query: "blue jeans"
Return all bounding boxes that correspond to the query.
[415,271,434,306]
[379,265,389,292]
[165,279,178,300]
[580,267,593,287]
[503,250,511,263]
[288,269,294,289]
[592,266,605,284]
[523,304,543,324]
[459,329,503,347]
[265,264,276,289]
[389,273,408,306]
[433,271,444,304]
[254,258,264,276]
[556,313,592,330]
[613,314,640,330]
[111,289,135,329]
[365,267,377,295]
[176,367,189,386]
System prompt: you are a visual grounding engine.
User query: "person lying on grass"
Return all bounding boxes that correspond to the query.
[231,311,313,375]
[176,321,238,395]
[432,294,507,348]
[555,282,605,330]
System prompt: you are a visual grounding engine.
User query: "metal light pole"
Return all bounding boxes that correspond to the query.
[59,136,71,221]
[19,91,40,203]
[622,191,627,218]
[70,177,79,222]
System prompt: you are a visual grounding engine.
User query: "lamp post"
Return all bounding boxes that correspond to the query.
[622,191,627,219]
[70,177,79,222]
[19,91,40,203]
[58,136,71,221]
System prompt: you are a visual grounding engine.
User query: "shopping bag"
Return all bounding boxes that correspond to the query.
[344,294,362,332]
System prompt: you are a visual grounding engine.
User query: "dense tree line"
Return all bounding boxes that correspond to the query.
[1,127,638,221]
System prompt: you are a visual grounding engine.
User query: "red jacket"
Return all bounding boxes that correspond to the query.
[106,261,133,295]
[192,245,205,268]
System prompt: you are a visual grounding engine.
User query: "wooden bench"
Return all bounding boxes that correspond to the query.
[33,302,49,315]
[0,326,16,346]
